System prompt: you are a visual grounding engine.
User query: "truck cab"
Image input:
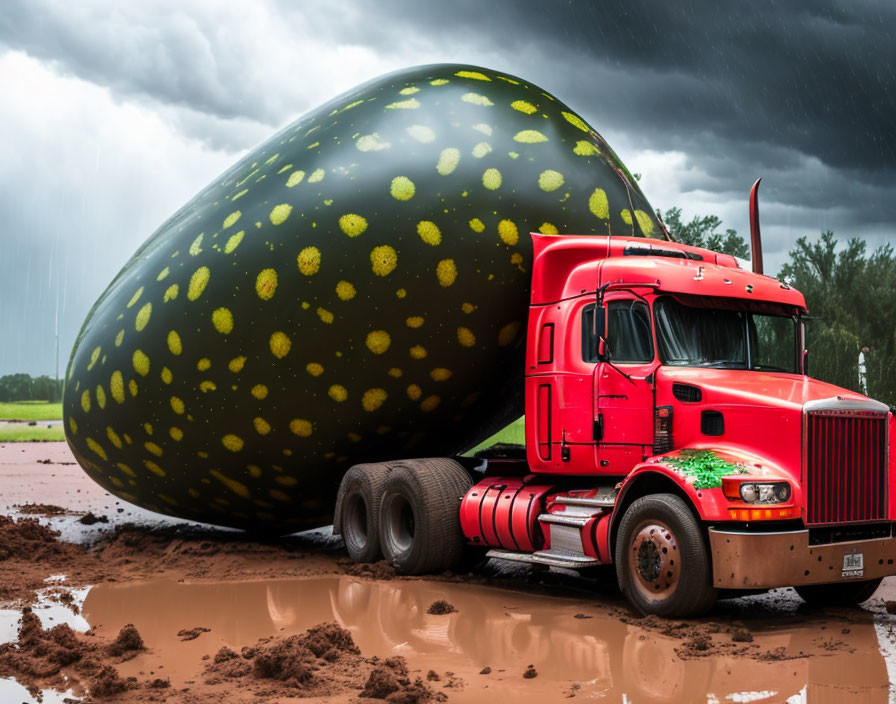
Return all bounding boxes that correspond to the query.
[335,234,895,617]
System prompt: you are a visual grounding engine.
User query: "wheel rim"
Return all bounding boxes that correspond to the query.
[383,492,415,556]
[629,520,681,602]
[344,494,369,552]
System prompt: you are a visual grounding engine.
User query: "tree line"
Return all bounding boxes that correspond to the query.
[0,374,63,403]
[662,207,896,407]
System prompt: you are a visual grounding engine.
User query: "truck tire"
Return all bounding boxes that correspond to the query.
[378,458,472,574]
[615,493,717,617]
[795,577,882,606]
[335,463,391,563]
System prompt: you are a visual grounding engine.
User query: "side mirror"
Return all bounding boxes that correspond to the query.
[802,349,809,375]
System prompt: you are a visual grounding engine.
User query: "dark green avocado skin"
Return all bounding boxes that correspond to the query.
[63,64,663,531]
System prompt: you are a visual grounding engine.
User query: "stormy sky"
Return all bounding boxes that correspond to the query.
[1,0,894,377]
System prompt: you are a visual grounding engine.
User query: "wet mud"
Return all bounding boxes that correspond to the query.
[1,442,895,702]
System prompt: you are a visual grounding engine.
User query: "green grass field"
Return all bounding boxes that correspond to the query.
[464,416,525,456]
[0,401,63,421]
[0,425,66,442]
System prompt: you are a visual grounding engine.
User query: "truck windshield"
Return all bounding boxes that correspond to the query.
[655,297,799,373]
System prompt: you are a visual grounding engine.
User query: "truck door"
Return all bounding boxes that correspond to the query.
[594,298,657,472]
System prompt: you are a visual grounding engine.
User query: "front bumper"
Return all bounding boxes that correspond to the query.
[708,527,896,589]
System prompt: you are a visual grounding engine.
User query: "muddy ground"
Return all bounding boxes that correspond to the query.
[1,442,896,703]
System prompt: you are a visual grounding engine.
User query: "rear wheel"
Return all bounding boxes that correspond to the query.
[795,578,882,606]
[336,463,391,563]
[615,494,717,617]
[378,458,472,574]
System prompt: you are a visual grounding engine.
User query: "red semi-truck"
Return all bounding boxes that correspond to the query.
[334,218,895,617]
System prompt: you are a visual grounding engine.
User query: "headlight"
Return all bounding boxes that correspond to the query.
[739,482,791,504]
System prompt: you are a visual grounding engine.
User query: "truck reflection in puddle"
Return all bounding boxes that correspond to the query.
[83,576,889,703]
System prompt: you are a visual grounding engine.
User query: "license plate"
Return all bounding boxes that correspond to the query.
[842,553,864,578]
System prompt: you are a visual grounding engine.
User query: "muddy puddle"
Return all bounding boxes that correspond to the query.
[0,575,884,703]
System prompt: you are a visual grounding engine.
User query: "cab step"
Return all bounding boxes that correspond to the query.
[554,495,616,508]
[486,548,602,569]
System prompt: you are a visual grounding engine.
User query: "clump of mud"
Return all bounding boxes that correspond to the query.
[338,558,398,580]
[13,503,70,516]
[205,622,441,702]
[0,608,145,697]
[427,600,457,615]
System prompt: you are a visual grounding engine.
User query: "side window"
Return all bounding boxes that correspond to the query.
[607,300,653,363]
[581,303,603,363]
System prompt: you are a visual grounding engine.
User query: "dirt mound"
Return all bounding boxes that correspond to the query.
[204,622,441,702]
[339,558,398,580]
[13,503,70,516]
[0,515,67,561]
[427,600,457,615]
[0,608,143,697]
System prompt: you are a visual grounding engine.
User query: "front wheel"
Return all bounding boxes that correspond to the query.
[336,463,391,563]
[795,578,882,607]
[615,493,717,617]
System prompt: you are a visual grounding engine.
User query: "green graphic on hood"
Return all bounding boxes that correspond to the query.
[663,449,749,490]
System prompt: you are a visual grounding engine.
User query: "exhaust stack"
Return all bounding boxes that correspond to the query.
[749,177,764,275]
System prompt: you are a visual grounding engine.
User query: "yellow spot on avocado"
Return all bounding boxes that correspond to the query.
[157,267,170,282]
[132,350,150,376]
[269,332,292,359]
[110,371,125,403]
[407,384,422,400]
[436,147,460,175]
[455,70,490,81]
[224,231,244,254]
[80,389,91,413]
[472,142,492,158]
[107,426,122,449]
[406,316,424,328]
[436,259,457,286]
[256,268,278,300]
[430,368,452,381]
[409,345,427,360]
[589,188,609,219]
[275,475,297,487]
[462,302,476,313]
[335,280,356,300]
[390,176,415,201]
[68,417,78,435]
[499,321,522,346]
[269,204,292,225]
[228,356,247,372]
[189,233,203,256]
[371,245,398,276]
[574,140,600,156]
[457,327,476,347]
[253,417,271,435]
[498,219,519,246]
[307,168,325,183]
[430,78,449,86]
[539,222,559,234]
[232,188,248,201]
[399,86,420,95]
[339,214,367,237]
[289,418,313,437]
[167,330,182,355]
[462,92,493,106]
[87,346,101,372]
[251,384,268,399]
[187,266,210,301]
[128,379,138,396]
[127,287,143,308]
[169,427,183,441]
[621,209,633,225]
[356,133,390,152]
[222,434,244,452]
[286,170,305,187]
[212,307,234,334]
[366,330,391,354]
[362,388,387,412]
[115,330,125,346]
[170,396,185,414]
[210,469,249,498]
[163,284,179,302]
[538,170,564,192]
[297,246,321,275]
[469,218,485,233]
[134,302,152,331]
[395,288,406,298]
[634,209,654,236]
[197,358,211,371]
[511,99,537,114]
[388,367,402,378]
[514,130,548,143]
[328,385,348,402]
[144,460,166,477]
[223,211,241,229]
[420,395,441,412]
[269,489,290,501]
[417,220,441,246]
[482,168,502,190]
[472,123,493,136]
[117,462,135,477]
[306,362,324,376]
[145,441,163,457]
[407,125,436,143]
[385,98,420,109]
[86,437,107,460]
[562,111,591,132]
[95,385,106,409]
[317,307,334,324]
